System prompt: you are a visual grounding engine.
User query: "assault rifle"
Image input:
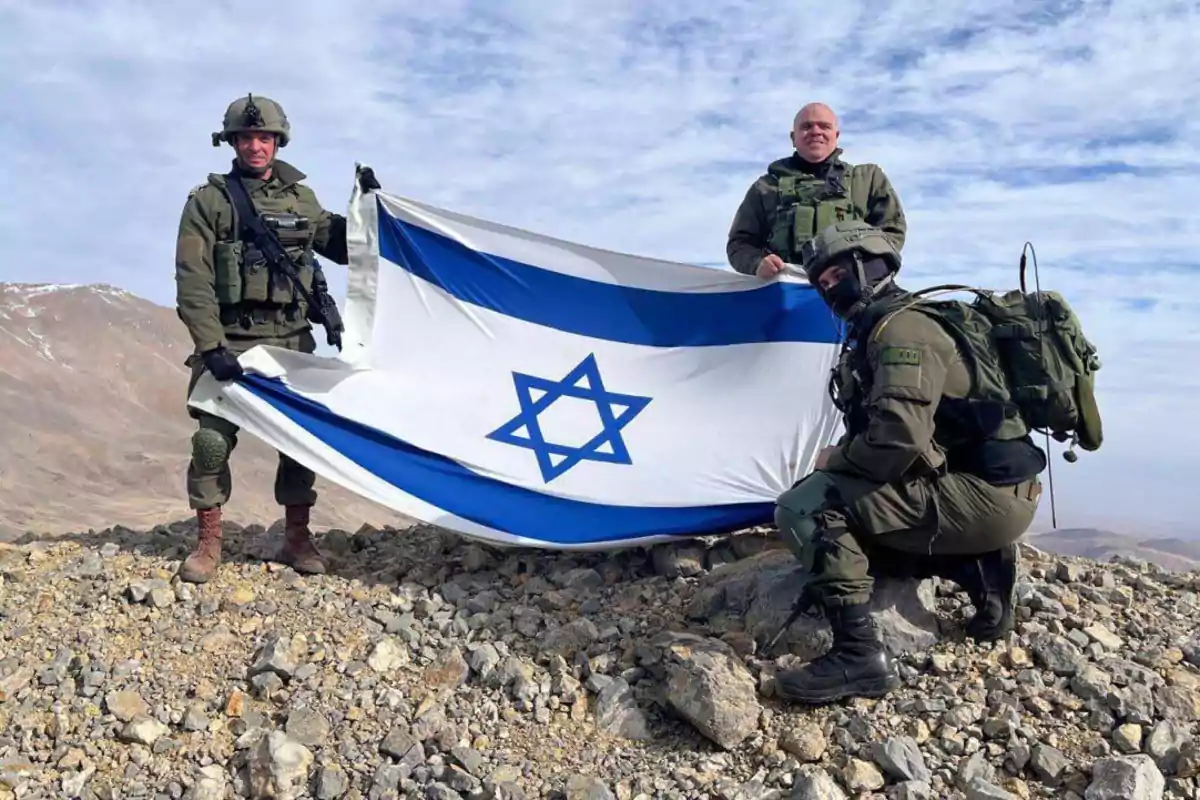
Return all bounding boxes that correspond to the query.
[224,173,345,350]
[764,584,821,654]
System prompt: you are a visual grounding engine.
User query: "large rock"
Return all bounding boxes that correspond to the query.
[649,632,761,750]
[790,765,849,799]
[564,775,616,800]
[246,731,314,800]
[685,550,941,659]
[1084,754,1165,800]
[593,678,652,741]
[184,765,229,800]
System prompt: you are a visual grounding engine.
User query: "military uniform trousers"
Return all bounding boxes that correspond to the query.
[774,467,1041,607]
[185,327,318,511]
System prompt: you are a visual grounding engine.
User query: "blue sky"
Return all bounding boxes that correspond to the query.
[1,0,1196,537]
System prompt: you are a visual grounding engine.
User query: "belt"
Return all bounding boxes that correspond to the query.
[220,305,300,327]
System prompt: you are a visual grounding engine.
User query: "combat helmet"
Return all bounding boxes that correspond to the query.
[800,220,902,319]
[799,219,900,284]
[212,93,291,147]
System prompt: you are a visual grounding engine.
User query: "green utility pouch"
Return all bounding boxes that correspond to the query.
[213,241,244,305]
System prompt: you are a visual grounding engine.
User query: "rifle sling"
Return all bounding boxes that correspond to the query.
[223,171,321,316]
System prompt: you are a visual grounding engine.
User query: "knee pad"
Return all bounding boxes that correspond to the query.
[191,428,231,473]
[775,504,821,571]
[777,471,843,516]
[776,472,848,573]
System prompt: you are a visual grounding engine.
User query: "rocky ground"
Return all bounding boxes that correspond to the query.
[1,519,1198,800]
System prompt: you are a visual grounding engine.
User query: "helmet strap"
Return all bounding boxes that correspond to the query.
[871,271,896,297]
[845,253,874,320]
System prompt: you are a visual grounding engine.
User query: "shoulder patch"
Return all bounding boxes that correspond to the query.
[879,346,921,367]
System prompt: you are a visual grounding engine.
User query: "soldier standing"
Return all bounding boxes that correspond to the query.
[173,93,379,583]
[726,102,907,279]
[770,220,1047,704]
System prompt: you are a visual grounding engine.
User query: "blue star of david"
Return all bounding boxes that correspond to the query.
[486,353,652,482]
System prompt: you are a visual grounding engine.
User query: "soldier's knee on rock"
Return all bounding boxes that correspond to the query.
[191,428,232,473]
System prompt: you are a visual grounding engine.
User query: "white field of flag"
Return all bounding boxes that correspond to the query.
[187,177,845,550]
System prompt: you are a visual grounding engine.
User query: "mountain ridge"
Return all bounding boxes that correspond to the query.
[0,281,402,540]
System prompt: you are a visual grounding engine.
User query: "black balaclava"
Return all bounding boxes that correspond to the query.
[819,255,895,321]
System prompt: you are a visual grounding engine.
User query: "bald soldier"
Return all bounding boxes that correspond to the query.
[726,102,907,279]
[768,221,1047,705]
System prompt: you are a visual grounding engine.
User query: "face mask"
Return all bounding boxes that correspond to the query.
[818,256,896,320]
[822,273,865,318]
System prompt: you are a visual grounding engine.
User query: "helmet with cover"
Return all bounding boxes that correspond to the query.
[211,93,291,147]
[799,220,901,319]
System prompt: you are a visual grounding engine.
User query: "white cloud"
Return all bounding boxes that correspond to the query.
[0,0,1195,535]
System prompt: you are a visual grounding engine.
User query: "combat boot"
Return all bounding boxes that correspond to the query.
[957,544,1018,642]
[278,505,326,575]
[178,507,224,584]
[774,603,900,704]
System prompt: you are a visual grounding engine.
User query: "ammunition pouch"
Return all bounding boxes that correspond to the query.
[213,241,245,305]
[213,243,314,308]
[767,162,861,261]
[242,244,274,304]
[217,176,319,313]
[219,303,303,331]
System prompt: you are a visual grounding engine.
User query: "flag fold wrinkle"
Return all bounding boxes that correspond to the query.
[187,181,844,549]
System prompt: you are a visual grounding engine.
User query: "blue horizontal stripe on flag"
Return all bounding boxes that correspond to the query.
[376,197,843,347]
[241,374,773,544]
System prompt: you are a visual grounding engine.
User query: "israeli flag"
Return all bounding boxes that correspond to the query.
[187,178,844,549]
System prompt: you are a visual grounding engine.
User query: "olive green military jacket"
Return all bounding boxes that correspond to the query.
[725,148,906,275]
[174,159,348,353]
[822,304,971,484]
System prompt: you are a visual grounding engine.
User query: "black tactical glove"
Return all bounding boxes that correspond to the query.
[202,347,244,381]
[357,166,381,193]
[326,326,343,351]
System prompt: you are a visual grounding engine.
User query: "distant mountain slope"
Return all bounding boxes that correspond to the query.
[0,282,403,540]
[1032,527,1200,572]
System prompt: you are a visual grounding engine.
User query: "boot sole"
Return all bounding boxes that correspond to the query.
[177,558,221,584]
[176,568,216,584]
[777,672,901,704]
[278,553,327,575]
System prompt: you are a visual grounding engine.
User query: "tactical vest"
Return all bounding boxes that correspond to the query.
[767,161,862,262]
[828,294,905,441]
[210,176,317,311]
[830,293,1046,484]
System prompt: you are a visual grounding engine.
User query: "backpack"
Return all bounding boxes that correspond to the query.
[888,284,1104,462]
